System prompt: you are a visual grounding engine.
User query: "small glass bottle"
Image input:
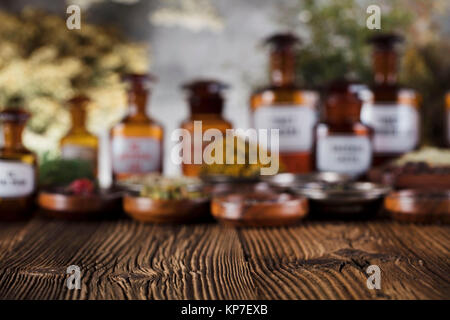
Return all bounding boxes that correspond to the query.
[361,33,420,165]
[314,81,373,177]
[250,33,319,173]
[60,95,98,175]
[0,109,37,219]
[180,80,233,177]
[110,74,163,182]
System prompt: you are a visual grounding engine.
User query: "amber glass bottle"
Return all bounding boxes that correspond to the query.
[314,81,373,177]
[60,95,98,174]
[250,33,319,173]
[361,33,420,165]
[110,74,163,182]
[180,80,232,176]
[0,109,36,219]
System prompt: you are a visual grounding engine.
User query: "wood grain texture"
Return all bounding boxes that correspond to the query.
[0,217,448,300]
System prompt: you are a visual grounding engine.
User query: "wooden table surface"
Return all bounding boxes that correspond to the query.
[0,216,448,300]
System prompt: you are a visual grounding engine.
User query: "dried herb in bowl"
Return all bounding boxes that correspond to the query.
[39,158,95,189]
[121,175,205,200]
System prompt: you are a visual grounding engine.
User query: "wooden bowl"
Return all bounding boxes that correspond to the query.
[385,190,450,224]
[38,191,122,220]
[123,194,210,223]
[211,192,308,227]
[369,166,450,189]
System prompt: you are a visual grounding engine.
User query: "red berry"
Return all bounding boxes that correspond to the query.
[68,178,95,195]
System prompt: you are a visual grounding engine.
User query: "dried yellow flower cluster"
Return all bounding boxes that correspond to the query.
[200,136,281,178]
[0,8,149,156]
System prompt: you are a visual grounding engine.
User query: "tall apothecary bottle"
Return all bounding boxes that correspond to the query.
[361,33,420,165]
[250,33,318,173]
[180,80,233,177]
[313,81,373,177]
[0,109,36,219]
[110,74,163,182]
[60,95,98,174]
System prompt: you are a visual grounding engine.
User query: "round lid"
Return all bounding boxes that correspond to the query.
[367,32,404,49]
[67,94,90,106]
[0,108,30,123]
[122,73,157,91]
[182,80,229,95]
[263,33,301,48]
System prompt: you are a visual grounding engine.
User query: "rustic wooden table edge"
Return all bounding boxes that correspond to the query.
[0,215,449,300]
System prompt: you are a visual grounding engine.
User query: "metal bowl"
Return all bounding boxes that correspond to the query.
[291,181,391,219]
[261,172,351,191]
[294,182,391,201]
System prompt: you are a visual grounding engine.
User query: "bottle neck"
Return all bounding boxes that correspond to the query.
[128,89,149,119]
[373,49,398,85]
[2,121,25,150]
[325,94,361,125]
[270,48,295,87]
[70,106,88,133]
[189,96,223,116]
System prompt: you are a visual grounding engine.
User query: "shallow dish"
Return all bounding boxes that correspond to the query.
[368,164,450,189]
[38,190,122,220]
[211,192,308,227]
[123,194,210,223]
[385,190,450,223]
[292,182,391,219]
[261,172,351,191]
[204,181,271,196]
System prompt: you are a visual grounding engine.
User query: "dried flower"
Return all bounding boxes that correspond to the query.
[0,9,150,157]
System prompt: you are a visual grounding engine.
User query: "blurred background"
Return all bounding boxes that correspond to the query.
[0,0,449,176]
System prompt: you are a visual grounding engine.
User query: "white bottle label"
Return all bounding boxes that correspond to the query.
[0,161,35,198]
[361,103,419,153]
[317,136,372,176]
[61,144,97,164]
[253,105,317,152]
[111,137,161,174]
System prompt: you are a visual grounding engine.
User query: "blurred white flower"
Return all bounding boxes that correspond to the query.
[66,0,140,10]
[298,10,312,23]
[0,9,150,156]
[66,0,105,10]
[150,0,224,32]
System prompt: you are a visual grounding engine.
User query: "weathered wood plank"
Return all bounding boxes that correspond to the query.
[0,220,30,258]
[238,222,450,299]
[0,217,448,300]
[0,218,256,299]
